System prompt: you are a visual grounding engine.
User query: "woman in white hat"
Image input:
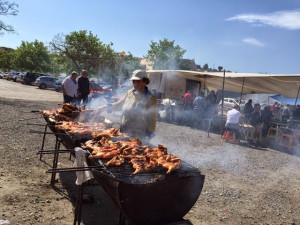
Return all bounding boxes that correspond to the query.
[97,70,157,140]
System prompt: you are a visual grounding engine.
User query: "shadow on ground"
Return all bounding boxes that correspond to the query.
[55,171,120,225]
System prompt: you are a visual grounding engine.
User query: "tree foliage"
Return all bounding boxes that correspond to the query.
[146,38,186,70]
[14,40,51,72]
[218,66,223,72]
[50,30,115,74]
[0,47,14,70]
[203,63,209,70]
[0,0,18,34]
[49,52,75,75]
[122,52,143,79]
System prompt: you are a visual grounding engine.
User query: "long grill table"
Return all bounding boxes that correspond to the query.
[42,115,205,225]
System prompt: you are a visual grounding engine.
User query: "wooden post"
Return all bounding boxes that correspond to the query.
[221,70,226,117]
[239,77,245,104]
[295,85,300,106]
[203,75,206,95]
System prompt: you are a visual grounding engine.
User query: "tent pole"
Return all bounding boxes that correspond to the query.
[221,70,226,117]
[204,75,206,95]
[295,85,300,106]
[220,70,226,136]
[239,77,245,104]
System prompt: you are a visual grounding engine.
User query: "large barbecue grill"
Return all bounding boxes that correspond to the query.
[39,113,205,225]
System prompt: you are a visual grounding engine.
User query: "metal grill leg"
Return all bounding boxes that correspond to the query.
[39,124,48,160]
[73,184,84,225]
[119,211,126,225]
[51,137,61,187]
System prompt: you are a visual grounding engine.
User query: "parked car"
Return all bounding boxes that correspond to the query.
[234,99,246,112]
[23,72,43,85]
[2,72,9,79]
[0,72,3,79]
[7,72,14,80]
[11,72,23,82]
[16,74,25,83]
[219,98,240,111]
[54,78,64,92]
[90,83,113,98]
[34,76,58,89]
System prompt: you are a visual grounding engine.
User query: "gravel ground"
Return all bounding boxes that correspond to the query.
[0,79,300,225]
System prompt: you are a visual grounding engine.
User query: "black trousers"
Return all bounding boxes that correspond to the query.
[78,94,89,105]
[63,95,78,104]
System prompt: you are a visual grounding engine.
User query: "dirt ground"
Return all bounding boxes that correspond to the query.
[0,79,300,225]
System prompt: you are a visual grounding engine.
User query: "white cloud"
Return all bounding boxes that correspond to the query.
[227,9,300,30]
[242,38,265,47]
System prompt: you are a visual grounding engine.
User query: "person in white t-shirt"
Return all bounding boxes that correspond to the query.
[62,71,78,104]
[225,104,242,138]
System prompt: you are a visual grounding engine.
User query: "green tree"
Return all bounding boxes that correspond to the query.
[146,38,186,70]
[218,66,223,72]
[0,47,14,70]
[49,52,75,76]
[0,0,18,34]
[14,40,51,72]
[203,63,209,70]
[50,30,115,74]
[122,52,143,79]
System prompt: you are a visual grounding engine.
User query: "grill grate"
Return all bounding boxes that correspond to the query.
[43,115,202,184]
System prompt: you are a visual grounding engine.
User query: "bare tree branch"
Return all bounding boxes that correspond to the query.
[0,0,18,33]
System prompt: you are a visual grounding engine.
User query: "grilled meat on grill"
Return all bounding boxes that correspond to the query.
[105,155,125,167]
[92,128,129,139]
[43,106,182,174]
[144,144,167,158]
[157,155,181,174]
[130,156,157,174]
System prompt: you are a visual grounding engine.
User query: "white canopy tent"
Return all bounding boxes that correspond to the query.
[146,70,300,99]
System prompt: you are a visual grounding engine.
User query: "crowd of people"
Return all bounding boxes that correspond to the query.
[179,90,217,128]
[225,99,300,147]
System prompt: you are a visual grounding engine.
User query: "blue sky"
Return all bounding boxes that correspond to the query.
[1,0,300,74]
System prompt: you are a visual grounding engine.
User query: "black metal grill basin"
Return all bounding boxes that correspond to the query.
[89,157,205,225]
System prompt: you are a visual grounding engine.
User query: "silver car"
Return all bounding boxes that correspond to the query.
[34,76,58,89]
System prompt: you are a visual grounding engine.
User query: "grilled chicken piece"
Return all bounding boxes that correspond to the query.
[55,121,74,130]
[88,147,120,159]
[105,155,125,167]
[100,137,117,148]
[117,138,142,153]
[58,103,78,111]
[82,140,99,150]
[157,155,181,174]
[92,128,119,138]
[92,128,131,139]
[130,157,146,174]
[122,146,145,155]
[55,114,72,121]
[144,144,167,158]
[67,126,91,135]
[102,149,121,159]
[117,138,141,147]
[129,156,157,174]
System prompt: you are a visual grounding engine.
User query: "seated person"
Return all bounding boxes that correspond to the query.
[224,104,242,139]
[244,99,253,123]
[250,104,263,143]
[273,106,282,121]
[292,105,300,121]
[261,105,274,135]
[261,105,274,147]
